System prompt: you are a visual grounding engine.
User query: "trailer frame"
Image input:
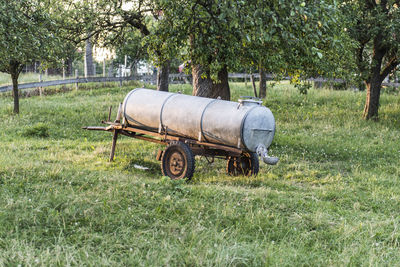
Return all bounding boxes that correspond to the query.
[83,110,259,179]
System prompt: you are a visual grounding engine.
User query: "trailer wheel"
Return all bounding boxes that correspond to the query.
[161,141,195,179]
[226,152,259,176]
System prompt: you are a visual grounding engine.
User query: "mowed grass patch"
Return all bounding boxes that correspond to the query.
[0,82,400,265]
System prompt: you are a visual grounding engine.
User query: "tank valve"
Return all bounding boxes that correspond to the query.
[256,144,279,165]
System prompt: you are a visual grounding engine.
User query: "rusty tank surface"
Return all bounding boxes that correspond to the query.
[85,88,278,179]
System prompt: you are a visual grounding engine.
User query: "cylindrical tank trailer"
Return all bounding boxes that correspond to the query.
[85,88,278,179]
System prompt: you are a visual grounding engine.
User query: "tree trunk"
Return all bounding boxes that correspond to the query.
[10,62,21,114]
[259,66,267,98]
[362,42,387,120]
[66,57,73,77]
[84,37,94,77]
[363,78,382,120]
[250,74,257,97]
[157,60,170,92]
[192,64,213,97]
[192,64,230,100]
[11,73,19,114]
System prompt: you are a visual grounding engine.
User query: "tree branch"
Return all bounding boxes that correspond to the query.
[380,57,398,81]
[366,0,377,9]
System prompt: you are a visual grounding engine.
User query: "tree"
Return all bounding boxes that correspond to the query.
[341,0,400,120]
[84,37,95,77]
[0,0,64,114]
[242,0,348,98]
[155,0,347,100]
[155,0,246,100]
[113,29,149,76]
[62,0,172,91]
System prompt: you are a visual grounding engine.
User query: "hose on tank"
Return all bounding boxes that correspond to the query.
[256,144,279,165]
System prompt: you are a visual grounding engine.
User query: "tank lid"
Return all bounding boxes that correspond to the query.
[238,98,263,106]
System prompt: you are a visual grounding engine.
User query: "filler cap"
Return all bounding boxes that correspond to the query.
[238,96,262,107]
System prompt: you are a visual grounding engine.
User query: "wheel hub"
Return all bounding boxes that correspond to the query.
[169,152,184,176]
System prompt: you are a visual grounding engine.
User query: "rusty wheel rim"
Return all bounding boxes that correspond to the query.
[168,151,185,177]
[228,154,252,176]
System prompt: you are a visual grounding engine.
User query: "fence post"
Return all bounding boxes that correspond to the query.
[75,69,79,90]
[103,59,106,87]
[62,60,66,80]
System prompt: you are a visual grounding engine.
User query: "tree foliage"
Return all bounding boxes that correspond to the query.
[57,1,160,76]
[151,1,349,80]
[0,0,65,113]
[50,0,351,99]
[0,1,63,72]
[244,0,352,78]
[340,0,400,119]
[153,0,247,79]
[144,0,350,98]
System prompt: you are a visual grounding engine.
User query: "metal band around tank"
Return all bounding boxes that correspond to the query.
[199,99,219,143]
[159,92,178,132]
[123,88,143,126]
[239,105,261,151]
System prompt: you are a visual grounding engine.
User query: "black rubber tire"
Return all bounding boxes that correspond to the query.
[161,141,195,179]
[226,152,259,176]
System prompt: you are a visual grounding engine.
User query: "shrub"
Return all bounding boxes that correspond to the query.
[24,122,50,138]
[295,82,312,95]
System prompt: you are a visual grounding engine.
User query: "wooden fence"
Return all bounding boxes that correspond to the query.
[1,73,399,93]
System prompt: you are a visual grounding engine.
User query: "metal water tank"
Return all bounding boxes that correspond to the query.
[122,88,278,164]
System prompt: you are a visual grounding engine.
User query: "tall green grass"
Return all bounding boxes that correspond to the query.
[0,82,399,265]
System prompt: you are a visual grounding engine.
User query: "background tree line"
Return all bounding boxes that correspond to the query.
[0,0,399,120]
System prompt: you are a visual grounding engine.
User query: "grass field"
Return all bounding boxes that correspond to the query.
[0,82,399,266]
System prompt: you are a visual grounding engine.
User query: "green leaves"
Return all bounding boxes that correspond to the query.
[0,0,66,74]
[312,47,323,59]
[241,0,344,78]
